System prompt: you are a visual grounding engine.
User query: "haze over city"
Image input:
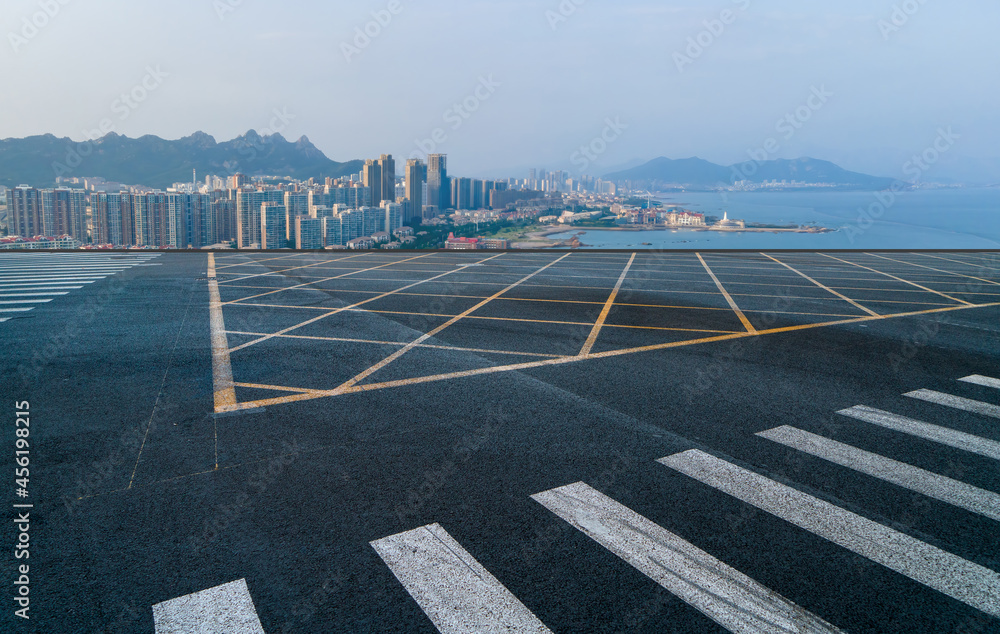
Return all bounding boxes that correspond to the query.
[3,0,999,180]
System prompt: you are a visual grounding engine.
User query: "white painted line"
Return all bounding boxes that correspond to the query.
[152,579,265,634]
[532,482,844,633]
[0,276,108,282]
[758,426,1000,522]
[906,389,1000,419]
[961,375,1000,390]
[0,282,92,287]
[659,450,1000,619]
[0,293,67,298]
[0,299,53,304]
[0,308,33,313]
[839,406,1000,461]
[0,286,83,292]
[371,523,552,634]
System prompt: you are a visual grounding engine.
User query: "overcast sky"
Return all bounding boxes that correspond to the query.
[2,0,997,178]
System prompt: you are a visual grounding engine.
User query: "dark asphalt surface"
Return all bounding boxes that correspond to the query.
[2,250,999,633]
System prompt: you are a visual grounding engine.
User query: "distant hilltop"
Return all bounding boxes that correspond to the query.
[603,156,898,191]
[0,131,365,189]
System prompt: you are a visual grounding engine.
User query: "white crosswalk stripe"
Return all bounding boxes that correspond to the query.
[372,523,551,633]
[905,389,1000,419]
[659,449,1000,619]
[961,375,1000,390]
[152,579,265,634]
[533,482,843,633]
[838,405,1000,461]
[758,426,1000,522]
[0,254,159,323]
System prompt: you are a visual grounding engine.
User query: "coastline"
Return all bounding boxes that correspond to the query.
[512,224,836,248]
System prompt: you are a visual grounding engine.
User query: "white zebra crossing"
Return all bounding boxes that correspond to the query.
[532,482,843,633]
[658,449,1000,619]
[152,579,265,634]
[906,389,1000,419]
[371,523,552,634]
[0,254,159,322]
[157,374,1000,631]
[758,425,1000,522]
[960,375,1000,390]
[838,405,1000,461]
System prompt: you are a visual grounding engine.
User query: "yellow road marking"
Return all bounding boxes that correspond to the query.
[332,254,574,392]
[916,253,1000,271]
[820,254,973,306]
[214,253,310,270]
[226,253,507,354]
[698,253,757,333]
[581,254,635,356]
[234,382,322,394]
[219,253,375,286]
[226,301,1000,412]
[222,253,434,305]
[226,331,565,358]
[761,253,879,317]
[864,253,1000,288]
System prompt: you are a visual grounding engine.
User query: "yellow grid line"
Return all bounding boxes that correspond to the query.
[697,253,756,334]
[224,253,508,359]
[916,253,1000,271]
[761,253,879,317]
[864,253,1000,288]
[221,253,435,305]
[820,254,973,306]
[227,301,1000,411]
[331,254,574,392]
[219,253,376,285]
[581,254,636,357]
[226,331,565,359]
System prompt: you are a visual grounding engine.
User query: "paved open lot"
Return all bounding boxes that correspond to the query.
[2,250,1000,633]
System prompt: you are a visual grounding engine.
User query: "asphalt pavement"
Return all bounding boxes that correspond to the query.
[2,250,999,633]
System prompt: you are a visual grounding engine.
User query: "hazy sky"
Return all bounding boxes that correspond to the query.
[2,0,998,179]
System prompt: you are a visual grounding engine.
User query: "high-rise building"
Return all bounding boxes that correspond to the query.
[381,201,402,234]
[229,174,250,190]
[426,154,449,214]
[451,177,473,210]
[261,203,287,250]
[295,216,323,250]
[378,154,396,205]
[404,159,426,223]
[39,188,88,242]
[92,193,137,246]
[9,186,42,238]
[363,160,383,208]
[237,189,285,248]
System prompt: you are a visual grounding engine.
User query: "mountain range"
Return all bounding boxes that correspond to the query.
[603,157,898,190]
[0,131,365,189]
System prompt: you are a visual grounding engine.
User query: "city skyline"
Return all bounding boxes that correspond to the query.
[2,1,998,181]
